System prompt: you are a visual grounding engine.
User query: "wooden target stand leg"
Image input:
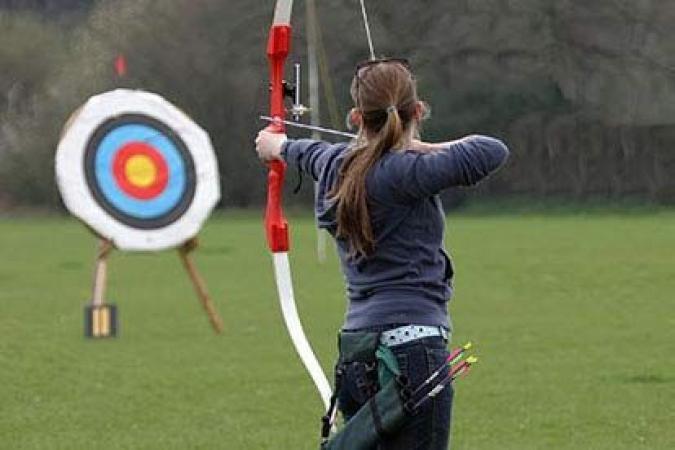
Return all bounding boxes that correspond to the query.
[85,239,117,338]
[179,238,224,334]
[84,238,223,338]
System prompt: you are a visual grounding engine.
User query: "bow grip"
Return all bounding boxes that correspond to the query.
[265,22,292,253]
[265,159,290,252]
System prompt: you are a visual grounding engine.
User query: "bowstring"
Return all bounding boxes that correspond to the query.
[359,0,376,60]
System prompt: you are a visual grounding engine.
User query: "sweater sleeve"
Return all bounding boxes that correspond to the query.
[376,135,509,203]
[281,139,344,182]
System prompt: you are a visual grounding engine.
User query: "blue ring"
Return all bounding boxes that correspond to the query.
[94,124,186,219]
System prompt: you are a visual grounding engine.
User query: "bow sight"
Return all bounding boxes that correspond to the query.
[265,61,355,139]
[280,62,310,120]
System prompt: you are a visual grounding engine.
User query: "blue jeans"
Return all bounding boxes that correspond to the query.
[337,329,454,450]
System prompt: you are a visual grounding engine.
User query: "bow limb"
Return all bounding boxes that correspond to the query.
[265,0,332,411]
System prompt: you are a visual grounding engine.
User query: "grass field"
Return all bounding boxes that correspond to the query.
[1,211,674,450]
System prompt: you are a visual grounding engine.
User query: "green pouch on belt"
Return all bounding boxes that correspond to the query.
[322,332,409,450]
[338,331,381,362]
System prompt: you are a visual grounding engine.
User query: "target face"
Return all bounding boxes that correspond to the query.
[56,90,220,251]
[85,114,196,229]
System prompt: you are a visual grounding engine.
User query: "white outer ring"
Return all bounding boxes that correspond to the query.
[55,89,220,252]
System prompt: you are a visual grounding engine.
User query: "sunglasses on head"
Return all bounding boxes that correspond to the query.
[354,57,411,76]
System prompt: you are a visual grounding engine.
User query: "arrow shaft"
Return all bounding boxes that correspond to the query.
[410,346,468,397]
[260,115,356,139]
[410,361,473,411]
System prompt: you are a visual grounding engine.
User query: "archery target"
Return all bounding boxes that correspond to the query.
[84,114,196,229]
[56,89,220,251]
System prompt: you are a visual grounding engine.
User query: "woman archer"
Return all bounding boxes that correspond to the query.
[256,58,509,450]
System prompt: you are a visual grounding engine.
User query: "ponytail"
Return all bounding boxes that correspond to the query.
[331,61,418,258]
[332,107,410,258]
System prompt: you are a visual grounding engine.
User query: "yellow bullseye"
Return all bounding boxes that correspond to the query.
[125,155,157,188]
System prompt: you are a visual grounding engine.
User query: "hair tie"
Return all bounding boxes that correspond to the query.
[386,105,397,114]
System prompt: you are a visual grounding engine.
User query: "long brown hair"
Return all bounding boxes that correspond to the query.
[331,60,419,258]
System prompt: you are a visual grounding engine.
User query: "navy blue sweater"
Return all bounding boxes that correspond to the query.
[281,135,509,330]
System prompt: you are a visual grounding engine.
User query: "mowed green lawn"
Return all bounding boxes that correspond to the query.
[0,212,673,450]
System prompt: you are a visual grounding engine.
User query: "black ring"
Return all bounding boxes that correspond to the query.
[84,113,197,230]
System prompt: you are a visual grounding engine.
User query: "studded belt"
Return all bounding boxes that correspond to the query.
[380,325,449,347]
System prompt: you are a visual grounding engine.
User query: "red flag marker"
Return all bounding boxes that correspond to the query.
[114,54,127,78]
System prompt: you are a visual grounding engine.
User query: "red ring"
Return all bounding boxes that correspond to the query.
[112,142,169,200]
